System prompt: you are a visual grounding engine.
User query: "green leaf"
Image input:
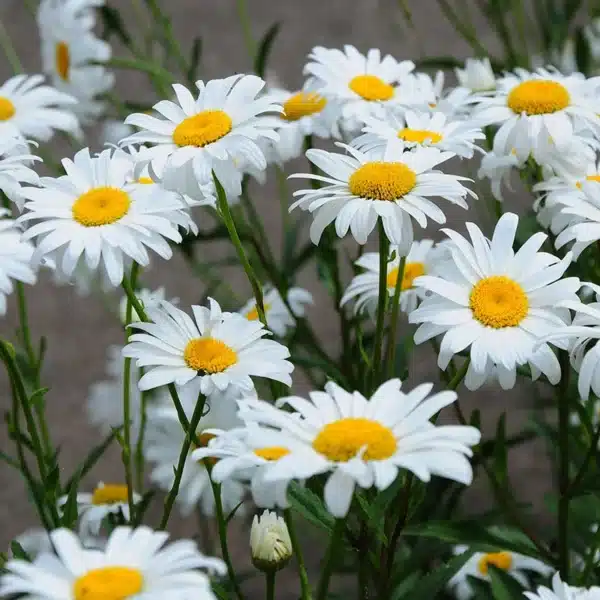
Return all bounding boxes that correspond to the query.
[0,449,19,470]
[489,564,525,599]
[287,481,334,533]
[493,413,508,483]
[10,541,30,561]
[393,333,413,380]
[61,469,81,528]
[390,571,422,600]
[253,22,281,78]
[355,493,388,545]
[29,387,49,410]
[99,6,132,45]
[415,56,464,69]
[574,26,591,75]
[186,37,203,85]
[226,500,245,524]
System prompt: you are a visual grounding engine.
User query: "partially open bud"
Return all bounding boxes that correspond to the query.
[250,510,292,573]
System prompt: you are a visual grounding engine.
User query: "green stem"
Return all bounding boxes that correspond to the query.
[385,255,406,379]
[316,519,345,600]
[284,509,313,600]
[558,350,570,579]
[236,0,256,58]
[159,391,207,529]
[209,477,246,600]
[240,183,277,270]
[265,571,275,600]
[0,18,22,74]
[276,166,290,264]
[134,383,149,492]
[370,222,389,390]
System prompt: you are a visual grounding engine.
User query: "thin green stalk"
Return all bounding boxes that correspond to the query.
[370,222,389,390]
[276,166,290,263]
[265,571,275,600]
[236,0,256,58]
[436,0,488,56]
[284,509,313,600]
[209,477,247,600]
[0,18,22,73]
[566,424,600,498]
[558,350,570,579]
[134,383,149,492]
[385,255,406,378]
[159,391,207,529]
[240,183,277,270]
[316,518,345,600]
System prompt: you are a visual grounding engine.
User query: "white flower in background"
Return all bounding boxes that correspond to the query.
[0,209,37,316]
[101,119,133,146]
[238,286,313,337]
[473,68,600,162]
[410,213,580,390]
[144,381,246,517]
[354,110,485,159]
[124,298,293,394]
[239,379,480,518]
[455,58,496,92]
[37,0,114,124]
[10,529,53,560]
[265,83,340,163]
[86,345,145,444]
[449,546,553,600]
[341,240,438,316]
[119,286,175,324]
[585,18,600,68]
[58,482,142,537]
[19,147,189,287]
[0,526,225,600]
[0,74,80,142]
[122,75,282,201]
[290,140,475,247]
[303,45,414,131]
[0,136,40,211]
[192,423,298,509]
[525,572,597,600]
[477,149,520,202]
[250,510,292,572]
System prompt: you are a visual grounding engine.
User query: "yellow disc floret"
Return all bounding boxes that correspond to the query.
[349,162,416,202]
[0,96,16,121]
[254,446,290,461]
[72,187,131,227]
[283,92,327,121]
[73,567,143,600]
[398,128,443,144]
[507,80,570,115]
[387,262,426,290]
[349,75,394,101]
[172,109,233,147]
[477,551,513,575]
[469,276,528,328]
[55,42,70,81]
[183,338,237,373]
[91,484,129,505]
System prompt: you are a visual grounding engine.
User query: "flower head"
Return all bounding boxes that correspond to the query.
[455,58,496,92]
[250,510,292,572]
[0,136,40,211]
[525,572,596,600]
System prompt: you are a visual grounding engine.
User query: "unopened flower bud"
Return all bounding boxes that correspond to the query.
[250,510,292,573]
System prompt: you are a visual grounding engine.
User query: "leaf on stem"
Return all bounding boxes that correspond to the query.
[254,22,281,78]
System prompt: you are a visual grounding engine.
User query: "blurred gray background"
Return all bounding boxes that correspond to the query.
[0,1,553,597]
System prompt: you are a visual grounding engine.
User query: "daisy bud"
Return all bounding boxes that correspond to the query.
[250,510,292,573]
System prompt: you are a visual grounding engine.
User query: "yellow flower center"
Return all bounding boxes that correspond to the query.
[576,174,600,189]
[398,128,443,144]
[183,337,237,373]
[507,80,570,115]
[137,177,154,184]
[387,262,426,290]
[477,552,513,575]
[0,96,16,121]
[72,187,131,227]
[254,446,290,461]
[470,276,528,328]
[172,109,232,147]
[91,484,129,505]
[195,431,218,466]
[349,162,416,202]
[246,302,271,321]
[73,567,143,600]
[55,41,70,81]
[283,92,327,121]
[348,74,394,101]
[312,417,397,462]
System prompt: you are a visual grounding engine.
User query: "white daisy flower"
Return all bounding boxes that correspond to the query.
[354,110,485,159]
[0,526,225,600]
[303,45,414,131]
[123,297,293,394]
[239,379,480,518]
[37,0,114,124]
[525,572,596,600]
[119,286,176,325]
[341,240,438,316]
[19,147,189,287]
[0,136,40,211]
[101,119,133,146]
[58,482,142,537]
[121,75,282,201]
[238,286,313,337]
[449,545,553,600]
[409,212,581,390]
[0,209,37,315]
[145,381,246,517]
[455,58,496,92]
[477,149,520,202]
[10,529,53,560]
[0,74,80,142]
[290,140,475,247]
[473,68,600,162]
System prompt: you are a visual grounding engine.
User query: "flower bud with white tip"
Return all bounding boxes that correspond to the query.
[250,510,292,573]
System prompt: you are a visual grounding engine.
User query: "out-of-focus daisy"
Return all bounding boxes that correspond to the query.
[101,119,133,146]
[58,482,142,537]
[37,0,114,124]
[0,74,80,142]
[238,286,313,337]
[124,297,293,394]
[354,110,485,159]
[455,58,496,92]
[304,45,414,131]
[10,529,53,560]
[0,136,40,211]
[145,381,246,517]
[410,212,580,390]
[449,545,553,600]
[19,147,189,287]
[478,150,520,202]
[122,75,281,201]
[119,286,175,324]
[0,209,37,316]
[239,379,480,517]
[341,240,437,316]
[525,572,597,600]
[290,140,475,247]
[0,526,225,600]
[473,68,600,161]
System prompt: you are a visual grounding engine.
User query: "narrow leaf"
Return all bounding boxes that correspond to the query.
[288,481,334,533]
[254,22,281,78]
